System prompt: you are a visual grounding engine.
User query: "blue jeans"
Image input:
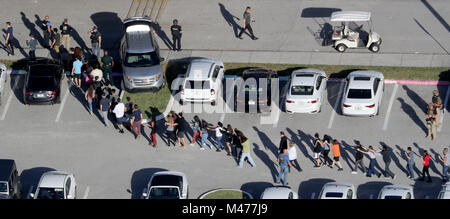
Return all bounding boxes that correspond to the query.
[201,132,212,149]
[276,165,289,186]
[444,165,449,180]
[366,158,380,176]
[87,101,93,113]
[239,152,256,167]
[91,43,100,58]
[216,135,223,150]
[407,162,415,178]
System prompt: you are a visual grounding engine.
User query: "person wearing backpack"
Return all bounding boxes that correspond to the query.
[312,133,323,168]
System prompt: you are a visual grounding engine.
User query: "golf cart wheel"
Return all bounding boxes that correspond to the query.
[336,44,347,53]
[370,44,380,53]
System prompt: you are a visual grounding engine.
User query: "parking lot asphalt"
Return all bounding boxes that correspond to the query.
[0,71,448,199]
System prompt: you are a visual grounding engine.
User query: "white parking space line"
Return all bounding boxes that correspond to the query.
[327,81,345,129]
[83,186,90,199]
[382,83,399,131]
[1,76,20,121]
[437,85,449,132]
[55,86,70,122]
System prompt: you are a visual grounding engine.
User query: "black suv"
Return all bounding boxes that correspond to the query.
[0,159,22,199]
[23,59,64,104]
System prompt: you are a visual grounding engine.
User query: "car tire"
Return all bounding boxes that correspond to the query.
[369,43,380,53]
[336,44,347,53]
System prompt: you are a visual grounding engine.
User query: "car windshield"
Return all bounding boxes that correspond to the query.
[0,182,7,193]
[185,80,210,90]
[124,52,159,67]
[325,192,343,198]
[149,187,180,199]
[347,89,372,99]
[28,76,57,91]
[384,195,402,199]
[291,85,313,95]
[36,187,65,199]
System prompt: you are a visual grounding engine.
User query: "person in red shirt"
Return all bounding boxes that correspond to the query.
[419,150,432,183]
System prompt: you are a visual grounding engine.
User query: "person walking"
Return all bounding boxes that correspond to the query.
[278,131,288,154]
[101,50,114,86]
[311,133,323,168]
[113,98,126,134]
[330,139,344,171]
[363,146,382,178]
[88,26,101,58]
[275,148,292,185]
[148,115,158,147]
[41,16,52,48]
[233,128,243,160]
[224,124,233,156]
[322,135,333,167]
[351,140,367,174]
[71,56,83,87]
[51,28,61,57]
[200,121,214,150]
[426,103,437,141]
[170,19,182,51]
[85,85,96,116]
[130,104,143,139]
[238,132,256,168]
[208,122,225,152]
[189,115,201,146]
[59,18,72,50]
[432,90,443,127]
[405,147,416,180]
[175,112,187,148]
[26,33,37,60]
[378,145,396,179]
[5,22,15,56]
[165,115,177,147]
[99,93,111,127]
[237,6,258,40]
[288,141,302,172]
[438,148,450,182]
[419,150,432,183]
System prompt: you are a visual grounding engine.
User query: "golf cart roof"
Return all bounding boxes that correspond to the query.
[330,11,371,22]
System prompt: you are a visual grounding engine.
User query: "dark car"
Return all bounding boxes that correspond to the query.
[23,60,64,104]
[0,159,22,199]
[235,68,277,113]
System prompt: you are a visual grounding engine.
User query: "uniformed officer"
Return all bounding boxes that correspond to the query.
[170,19,182,51]
[426,103,437,141]
[432,90,443,127]
[237,6,258,40]
[101,50,114,86]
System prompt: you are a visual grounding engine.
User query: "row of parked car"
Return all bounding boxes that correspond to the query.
[2,159,449,199]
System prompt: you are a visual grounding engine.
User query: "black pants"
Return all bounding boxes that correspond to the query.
[384,161,395,178]
[43,31,50,48]
[323,150,332,165]
[167,131,176,146]
[421,166,431,181]
[238,24,255,39]
[6,40,14,55]
[289,159,302,172]
[172,35,181,50]
[29,50,36,60]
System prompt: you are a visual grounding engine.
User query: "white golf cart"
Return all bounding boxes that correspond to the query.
[330,11,382,53]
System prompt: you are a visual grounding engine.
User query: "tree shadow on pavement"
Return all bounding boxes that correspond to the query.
[297,178,335,199]
[253,143,278,182]
[252,126,278,158]
[397,97,428,134]
[240,181,274,199]
[218,3,241,38]
[129,168,168,199]
[356,181,392,199]
[20,167,57,197]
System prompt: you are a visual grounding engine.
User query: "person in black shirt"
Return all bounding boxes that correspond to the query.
[170,19,182,51]
[41,16,52,48]
[237,6,258,40]
[312,133,323,168]
[175,112,187,147]
[378,145,396,179]
[131,104,143,139]
[278,131,288,154]
[88,26,101,58]
[233,128,243,160]
[59,18,73,50]
[352,140,367,174]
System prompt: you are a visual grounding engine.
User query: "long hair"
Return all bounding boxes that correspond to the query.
[87,85,95,98]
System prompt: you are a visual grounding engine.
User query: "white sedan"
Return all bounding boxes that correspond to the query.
[318,182,356,199]
[341,70,384,116]
[142,171,188,199]
[285,68,327,114]
[260,186,298,199]
[438,182,450,199]
[377,185,414,199]
[31,171,77,199]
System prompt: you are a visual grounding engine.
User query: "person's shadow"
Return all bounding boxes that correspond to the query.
[398,97,428,134]
[20,12,44,48]
[151,22,172,50]
[253,143,278,181]
[413,143,442,178]
[219,3,241,37]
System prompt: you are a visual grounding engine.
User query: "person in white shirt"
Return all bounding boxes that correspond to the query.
[361,145,381,178]
[288,141,302,172]
[113,98,126,133]
[438,148,450,182]
[208,122,225,152]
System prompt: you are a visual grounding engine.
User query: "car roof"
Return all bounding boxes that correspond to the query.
[322,182,353,192]
[0,159,15,182]
[186,59,220,80]
[380,185,412,197]
[150,171,185,188]
[125,27,155,53]
[330,11,371,22]
[261,187,293,198]
[347,71,383,89]
[38,171,70,188]
[29,64,59,76]
[290,69,325,86]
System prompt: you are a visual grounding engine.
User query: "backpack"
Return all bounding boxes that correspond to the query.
[313,139,322,153]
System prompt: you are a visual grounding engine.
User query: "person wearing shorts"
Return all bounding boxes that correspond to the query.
[113,98,125,133]
[175,112,187,148]
[71,56,83,87]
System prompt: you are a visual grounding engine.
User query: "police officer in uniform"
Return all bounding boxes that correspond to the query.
[170,19,182,51]
[59,18,73,51]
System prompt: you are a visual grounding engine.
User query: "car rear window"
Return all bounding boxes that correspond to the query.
[325,192,343,198]
[185,80,210,90]
[28,76,57,91]
[291,85,313,95]
[347,89,372,99]
[384,195,402,199]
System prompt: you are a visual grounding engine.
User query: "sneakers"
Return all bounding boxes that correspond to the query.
[216,149,221,152]
[119,129,124,134]
[392,175,396,180]
[377,173,382,178]
[190,143,194,146]
[200,148,205,151]
[338,168,343,171]
[351,171,357,175]
[238,36,243,39]
[252,37,259,40]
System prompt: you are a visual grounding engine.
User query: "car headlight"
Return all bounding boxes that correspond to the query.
[126,76,133,83]
[155,72,161,81]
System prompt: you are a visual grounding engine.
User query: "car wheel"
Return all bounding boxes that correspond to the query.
[370,43,380,53]
[336,44,347,53]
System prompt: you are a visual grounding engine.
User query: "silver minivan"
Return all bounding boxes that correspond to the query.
[120,17,165,92]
